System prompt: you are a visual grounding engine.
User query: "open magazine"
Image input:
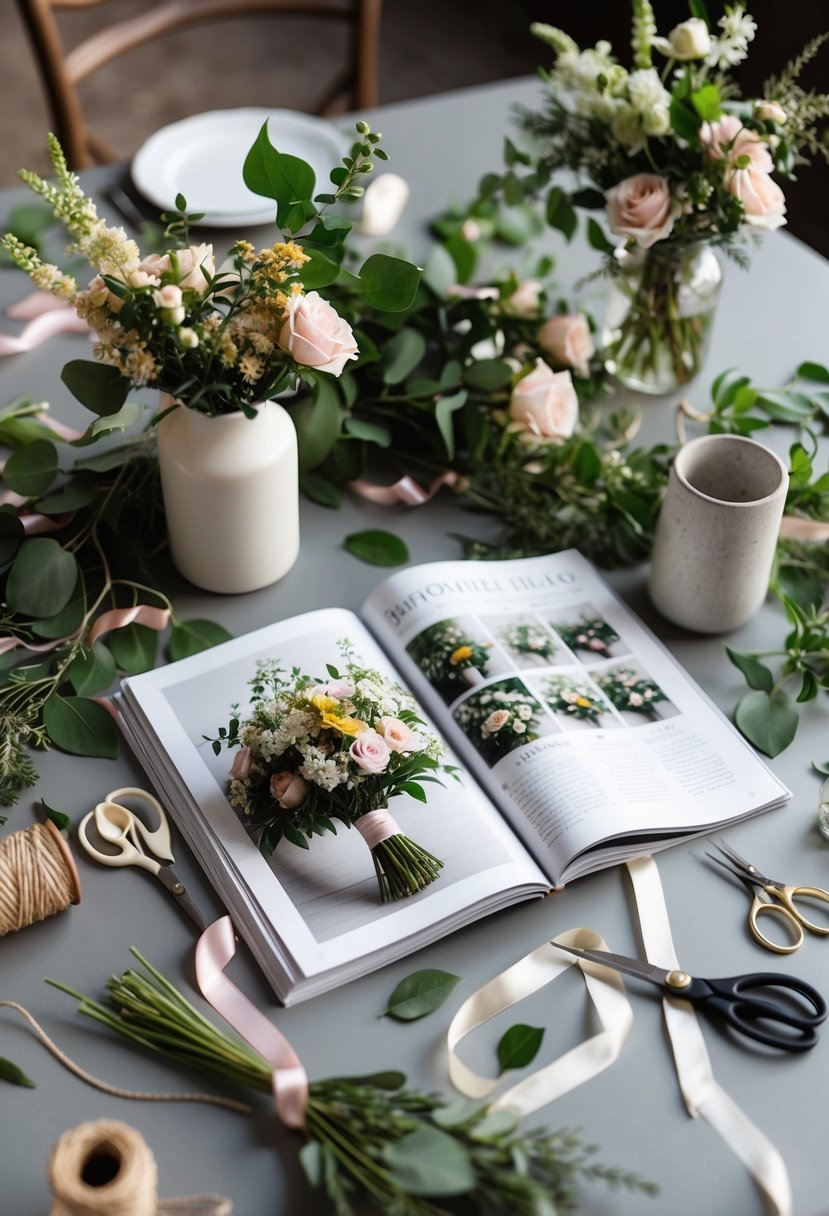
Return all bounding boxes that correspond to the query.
[117,550,789,1003]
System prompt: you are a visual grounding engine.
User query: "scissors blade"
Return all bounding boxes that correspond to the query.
[553,941,673,988]
[155,864,210,932]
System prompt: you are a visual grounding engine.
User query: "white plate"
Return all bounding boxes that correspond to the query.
[131,108,346,228]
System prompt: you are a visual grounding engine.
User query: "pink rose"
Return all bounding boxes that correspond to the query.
[536,313,595,377]
[138,243,215,294]
[485,710,510,732]
[588,638,607,652]
[727,167,787,230]
[306,680,355,700]
[278,291,358,376]
[605,174,676,248]
[269,770,308,809]
[701,115,773,174]
[349,730,391,774]
[501,279,543,318]
[229,746,252,781]
[376,717,416,753]
[509,359,578,442]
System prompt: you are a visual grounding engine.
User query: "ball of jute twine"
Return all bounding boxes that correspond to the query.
[0,820,81,935]
[48,1119,232,1216]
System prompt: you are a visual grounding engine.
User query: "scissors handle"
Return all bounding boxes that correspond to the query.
[771,884,829,936]
[748,895,804,955]
[690,972,827,1053]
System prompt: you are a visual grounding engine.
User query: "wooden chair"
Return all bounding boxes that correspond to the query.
[16,0,383,169]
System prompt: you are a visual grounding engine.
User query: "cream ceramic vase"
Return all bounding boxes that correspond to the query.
[156,400,299,594]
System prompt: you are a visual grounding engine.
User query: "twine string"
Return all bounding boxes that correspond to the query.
[0,822,80,935]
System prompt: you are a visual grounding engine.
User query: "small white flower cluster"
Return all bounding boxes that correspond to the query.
[456,684,539,744]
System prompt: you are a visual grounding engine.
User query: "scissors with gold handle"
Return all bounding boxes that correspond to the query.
[78,786,209,932]
[706,838,829,955]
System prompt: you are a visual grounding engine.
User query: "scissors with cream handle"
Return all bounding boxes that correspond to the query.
[553,941,826,1052]
[706,838,829,955]
[78,786,209,932]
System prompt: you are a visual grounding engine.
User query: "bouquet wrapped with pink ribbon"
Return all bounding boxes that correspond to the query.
[211,642,456,901]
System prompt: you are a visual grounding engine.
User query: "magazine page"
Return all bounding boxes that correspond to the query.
[362,552,790,885]
[119,607,548,989]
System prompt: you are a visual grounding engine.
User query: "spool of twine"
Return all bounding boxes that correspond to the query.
[48,1119,232,1216]
[0,820,81,936]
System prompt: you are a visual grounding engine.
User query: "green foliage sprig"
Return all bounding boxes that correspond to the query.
[50,950,657,1214]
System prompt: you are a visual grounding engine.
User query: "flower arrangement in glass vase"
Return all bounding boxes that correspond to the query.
[553,616,622,660]
[498,621,559,664]
[504,2,829,393]
[454,680,542,764]
[1,127,419,591]
[210,642,458,902]
[595,667,669,721]
[406,620,493,700]
[542,675,611,726]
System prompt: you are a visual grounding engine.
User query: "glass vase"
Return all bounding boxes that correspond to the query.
[156,399,299,594]
[601,242,722,395]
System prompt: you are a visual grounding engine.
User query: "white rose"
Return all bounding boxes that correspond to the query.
[667,18,711,60]
[508,359,578,443]
[278,291,359,376]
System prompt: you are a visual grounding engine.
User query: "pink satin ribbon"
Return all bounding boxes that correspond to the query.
[88,604,170,644]
[349,470,464,507]
[355,809,400,848]
[0,293,89,355]
[779,516,829,543]
[195,917,308,1129]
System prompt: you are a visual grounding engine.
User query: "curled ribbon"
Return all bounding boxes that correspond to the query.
[354,809,400,848]
[778,516,829,543]
[0,298,89,356]
[349,470,465,507]
[447,927,632,1113]
[195,917,308,1129]
[88,605,170,644]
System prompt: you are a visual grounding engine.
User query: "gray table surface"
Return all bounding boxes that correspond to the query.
[1,77,828,1216]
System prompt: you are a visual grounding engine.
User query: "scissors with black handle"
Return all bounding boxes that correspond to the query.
[554,941,827,1052]
[705,838,829,955]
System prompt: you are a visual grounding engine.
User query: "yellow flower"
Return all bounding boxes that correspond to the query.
[321,711,367,736]
[449,645,473,666]
[309,694,338,713]
[575,696,593,708]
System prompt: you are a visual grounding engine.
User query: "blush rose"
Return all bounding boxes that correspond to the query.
[139,244,216,294]
[349,730,391,774]
[376,717,416,753]
[536,313,595,377]
[278,291,358,376]
[270,770,309,808]
[605,174,676,248]
[229,746,252,781]
[508,358,578,442]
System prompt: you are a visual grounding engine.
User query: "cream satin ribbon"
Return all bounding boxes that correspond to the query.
[625,855,792,1216]
[447,926,633,1113]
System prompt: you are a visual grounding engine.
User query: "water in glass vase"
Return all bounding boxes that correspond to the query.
[601,242,722,395]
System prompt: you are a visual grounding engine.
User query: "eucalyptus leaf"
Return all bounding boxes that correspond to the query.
[380,329,428,385]
[385,1125,475,1196]
[6,538,78,617]
[463,358,514,391]
[169,619,233,662]
[470,1109,521,1139]
[431,1099,480,1129]
[343,417,392,447]
[734,689,799,757]
[358,254,421,312]
[290,382,341,471]
[380,968,462,1020]
[109,622,159,674]
[796,361,829,383]
[61,360,129,417]
[435,390,467,460]
[300,471,342,508]
[3,438,59,497]
[725,647,773,692]
[31,584,85,639]
[69,642,117,696]
[42,695,119,759]
[299,1140,323,1187]
[344,530,409,567]
[33,481,99,515]
[497,1024,545,1074]
[0,1058,36,1089]
[242,122,315,230]
[0,510,23,565]
[78,400,148,442]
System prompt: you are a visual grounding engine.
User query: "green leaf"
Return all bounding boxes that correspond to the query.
[41,799,71,835]
[61,360,129,417]
[545,187,577,240]
[725,647,773,692]
[734,689,799,758]
[463,358,514,391]
[5,538,78,617]
[329,1070,406,1090]
[422,244,457,297]
[497,1024,545,1074]
[669,97,700,141]
[297,246,340,290]
[290,381,341,472]
[435,390,467,460]
[344,417,392,447]
[109,622,158,674]
[77,400,148,442]
[169,618,233,662]
[242,122,316,230]
[282,820,310,849]
[299,1141,323,1188]
[812,761,829,777]
[796,361,829,384]
[385,1125,475,1196]
[470,1109,521,1139]
[691,83,721,122]
[31,580,85,639]
[42,694,119,759]
[69,642,117,696]
[3,439,58,497]
[689,0,711,25]
[344,529,409,567]
[0,510,23,565]
[431,1099,480,1129]
[34,481,99,515]
[586,217,615,254]
[0,1058,35,1089]
[380,329,428,385]
[357,254,421,312]
[797,670,819,703]
[381,968,462,1020]
[300,471,342,508]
